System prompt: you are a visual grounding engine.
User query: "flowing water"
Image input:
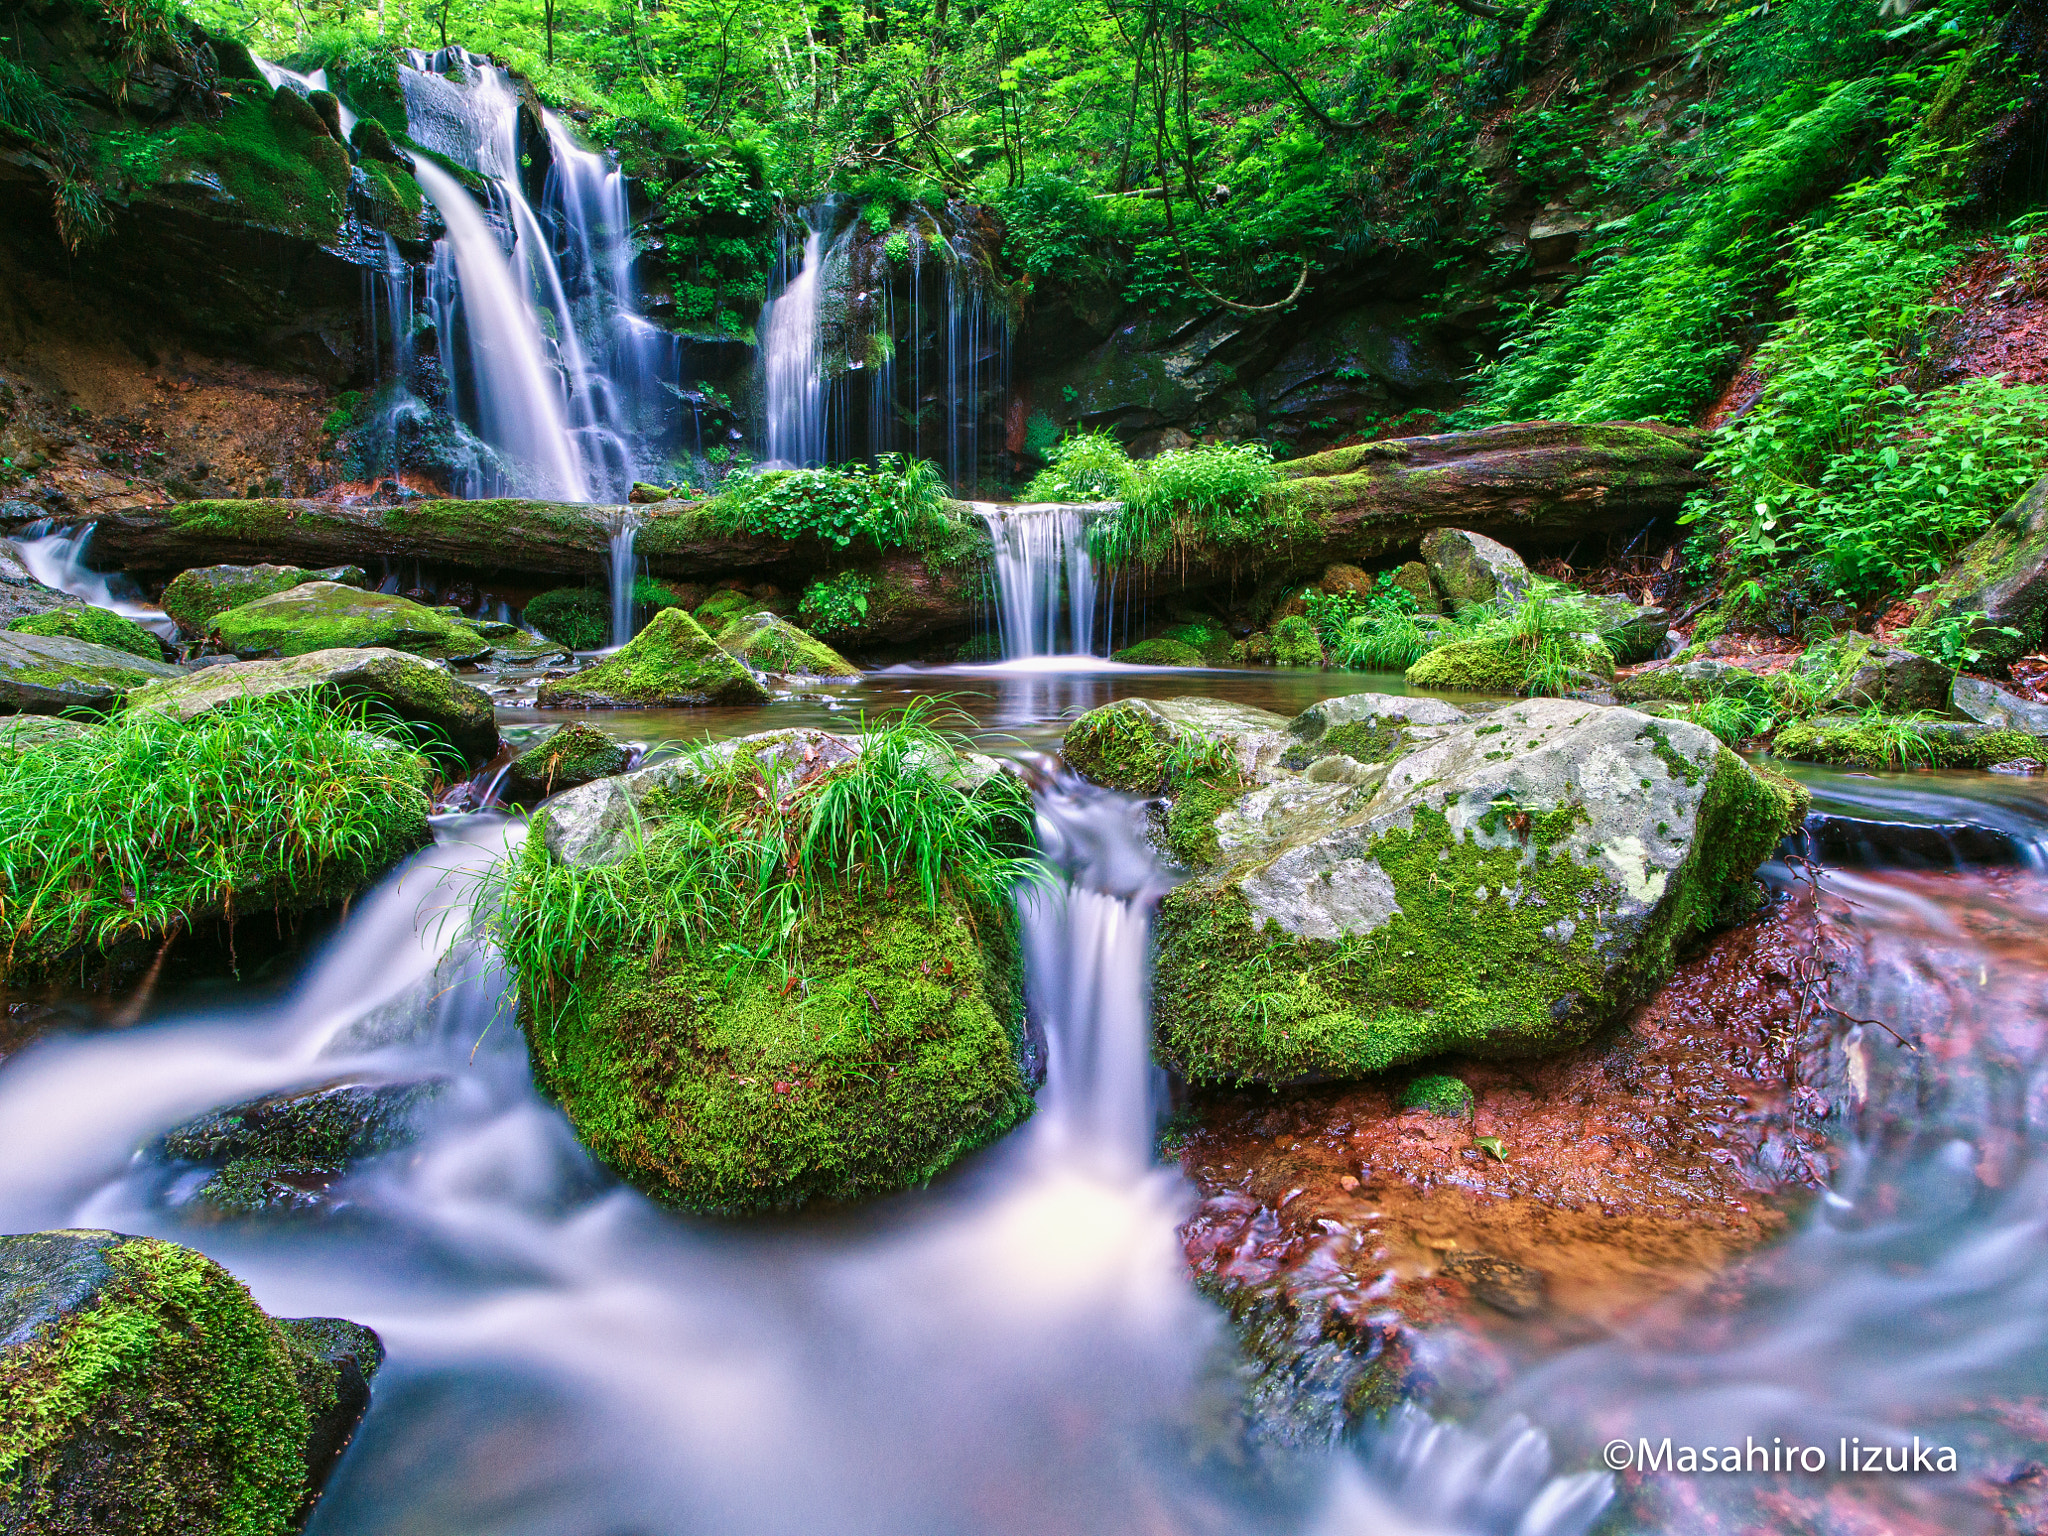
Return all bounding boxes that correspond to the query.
[7,646,2048,1530]
[759,219,833,470]
[6,521,178,640]
[974,503,1108,659]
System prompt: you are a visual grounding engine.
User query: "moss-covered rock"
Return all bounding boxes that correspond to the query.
[1400,1074,1473,1117]
[1406,635,1615,694]
[1771,715,2045,770]
[0,1229,381,1534]
[1615,656,1777,709]
[522,587,610,652]
[1062,696,1293,795]
[1110,638,1206,667]
[124,647,500,766]
[712,612,860,678]
[160,564,367,639]
[694,588,785,631]
[6,604,166,660]
[501,723,631,803]
[0,550,76,627]
[1271,613,1324,668]
[0,628,183,715]
[0,716,100,756]
[1152,700,1801,1085]
[1387,560,1441,614]
[212,583,491,662]
[537,608,771,709]
[1277,692,1470,773]
[1419,527,1531,612]
[1904,468,2048,671]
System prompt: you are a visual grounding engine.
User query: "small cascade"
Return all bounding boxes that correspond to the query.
[760,220,831,469]
[7,523,177,641]
[608,513,641,647]
[252,56,358,138]
[974,502,1103,658]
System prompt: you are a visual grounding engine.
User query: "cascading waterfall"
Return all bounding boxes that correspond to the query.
[6,522,177,641]
[252,57,358,138]
[759,219,831,469]
[974,501,1103,658]
[607,513,640,648]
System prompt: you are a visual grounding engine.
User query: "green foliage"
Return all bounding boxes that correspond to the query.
[1022,429,1139,502]
[1306,574,1428,671]
[798,571,876,638]
[1088,441,1288,567]
[708,455,952,553]
[0,695,429,977]
[1905,608,2024,671]
[1270,612,1323,668]
[523,586,609,651]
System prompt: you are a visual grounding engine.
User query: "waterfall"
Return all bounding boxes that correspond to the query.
[973,502,1102,658]
[608,514,640,647]
[7,522,177,641]
[760,220,830,469]
[252,56,358,138]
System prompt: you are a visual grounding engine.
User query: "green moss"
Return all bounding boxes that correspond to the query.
[526,882,1030,1214]
[1111,638,1205,666]
[693,589,767,630]
[1162,774,1243,868]
[0,1236,320,1535]
[1406,640,1527,692]
[212,583,488,661]
[1154,749,1790,1084]
[1278,719,1409,771]
[537,607,770,708]
[1400,1073,1473,1117]
[1637,722,1703,786]
[107,90,350,244]
[1614,662,1777,709]
[523,587,609,651]
[1772,717,2044,770]
[159,565,362,636]
[714,614,860,677]
[8,607,163,660]
[508,724,630,797]
[1061,704,1173,794]
[1271,613,1324,668]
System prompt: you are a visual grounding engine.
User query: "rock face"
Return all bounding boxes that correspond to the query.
[125,647,499,765]
[7,603,167,660]
[212,582,491,662]
[0,1229,382,1533]
[1063,693,1800,1084]
[537,608,771,709]
[1833,640,1953,714]
[155,1077,446,1216]
[516,727,1032,1213]
[1419,527,1531,611]
[1906,469,2048,670]
[159,562,367,638]
[1953,675,2048,734]
[711,612,860,678]
[501,723,631,803]
[0,627,182,713]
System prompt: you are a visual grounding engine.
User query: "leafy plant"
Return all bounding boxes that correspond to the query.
[1022,430,1139,502]
[708,454,952,553]
[1906,608,2024,671]
[1089,442,1287,567]
[798,571,877,638]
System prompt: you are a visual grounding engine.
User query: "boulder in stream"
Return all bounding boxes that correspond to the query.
[1064,693,1803,1084]
[0,627,183,714]
[1419,527,1531,612]
[537,608,771,709]
[510,726,1033,1213]
[124,647,500,766]
[7,604,168,660]
[211,582,493,662]
[0,547,74,626]
[711,611,861,678]
[501,722,632,803]
[0,1229,381,1533]
[1953,674,2048,735]
[160,562,369,639]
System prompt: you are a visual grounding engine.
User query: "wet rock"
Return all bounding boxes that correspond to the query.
[159,561,367,638]
[1152,697,1803,1083]
[7,602,168,660]
[1800,813,2025,869]
[1061,696,1294,793]
[0,547,75,625]
[1439,1252,1547,1317]
[0,1229,382,1532]
[538,608,770,709]
[1419,527,1531,612]
[711,611,860,678]
[501,722,631,803]
[1828,636,1953,713]
[1278,692,1470,772]
[156,1076,446,1217]
[125,646,500,765]
[1953,674,2048,734]
[516,727,1033,1214]
[0,627,182,714]
[212,582,492,662]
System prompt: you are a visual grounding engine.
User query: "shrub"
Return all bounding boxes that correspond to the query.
[797,571,876,638]
[523,587,609,651]
[1022,430,1139,502]
[707,454,953,553]
[1091,442,1289,567]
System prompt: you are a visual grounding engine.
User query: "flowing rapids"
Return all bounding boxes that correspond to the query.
[2,705,2047,1533]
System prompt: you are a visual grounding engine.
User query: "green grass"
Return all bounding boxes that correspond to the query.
[0,695,431,978]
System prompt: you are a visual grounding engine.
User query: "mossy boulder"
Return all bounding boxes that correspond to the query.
[1151,698,1802,1084]
[124,648,500,766]
[537,608,771,709]
[512,728,1033,1213]
[154,1078,446,1218]
[1904,468,2048,671]
[7,605,168,661]
[1110,638,1206,667]
[0,1229,382,1534]
[1580,596,1670,665]
[1400,1074,1474,1117]
[160,564,367,639]
[1419,527,1531,613]
[501,723,631,803]
[1387,560,1442,614]
[521,587,609,652]
[1277,692,1471,774]
[0,629,182,715]
[1062,696,1294,795]
[1406,636,1615,694]
[212,583,490,662]
[712,613,860,678]
[1771,715,2046,770]
[694,588,785,631]
[0,716,100,756]
[1615,656,1777,709]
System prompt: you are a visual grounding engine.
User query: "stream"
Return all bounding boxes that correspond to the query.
[4,666,2048,1534]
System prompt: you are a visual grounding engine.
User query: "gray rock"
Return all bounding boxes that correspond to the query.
[1614,656,1778,708]
[1280,691,1471,772]
[0,627,183,714]
[0,547,76,625]
[1419,527,1532,612]
[124,646,499,765]
[1059,695,1294,793]
[1953,675,2048,734]
[1838,643,1953,714]
[0,715,99,754]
